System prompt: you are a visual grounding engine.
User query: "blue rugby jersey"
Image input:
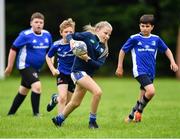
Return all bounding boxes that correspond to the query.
[12,28,52,71]
[121,33,168,79]
[67,32,107,76]
[47,39,75,75]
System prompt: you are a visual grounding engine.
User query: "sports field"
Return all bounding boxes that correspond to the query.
[0,76,180,138]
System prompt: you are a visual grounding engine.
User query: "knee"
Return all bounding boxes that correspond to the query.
[59,96,67,104]
[146,87,155,97]
[31,82,41,93]
[19,86,29,95]
[94,89,102,98]
[32,86,41,93]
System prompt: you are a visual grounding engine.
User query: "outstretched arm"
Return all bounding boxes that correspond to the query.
[115,49,126,77]
[165,48,178,72]
[4,48,17,76]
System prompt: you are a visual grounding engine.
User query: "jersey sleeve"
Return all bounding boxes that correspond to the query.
[47,44,58,58]
[87,55,106,69]
[121,37,134,53]
[157,37,168,53]
[66,32,90,42]
[12,32,28,49]
[46,33,53,53]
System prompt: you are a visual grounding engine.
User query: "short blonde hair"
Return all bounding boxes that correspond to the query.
[59,18,75,33]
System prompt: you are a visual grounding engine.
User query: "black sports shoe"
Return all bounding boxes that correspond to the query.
[47,94,58,112]
[88,121,99,129]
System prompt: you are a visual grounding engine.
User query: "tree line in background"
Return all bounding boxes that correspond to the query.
[6,0,180,77]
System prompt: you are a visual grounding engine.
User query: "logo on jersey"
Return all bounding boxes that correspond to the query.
[100,48,104,53]
[58,48,61,51]
[145,45,150,49]
[33,45,49,49]
[40,43,44,46]
[32,39,37,43]
[138,44,155,52]
[90,39,95,44]
[32,72,38,78]
[44,38,49,43]
[151,41,156,46]
[137,41,142,45]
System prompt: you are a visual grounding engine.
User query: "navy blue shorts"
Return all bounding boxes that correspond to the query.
[57,72,75,93]
[19,67,39,89]
[135,74,153,90]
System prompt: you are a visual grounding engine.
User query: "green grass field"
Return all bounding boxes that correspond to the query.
[0,76,180,138]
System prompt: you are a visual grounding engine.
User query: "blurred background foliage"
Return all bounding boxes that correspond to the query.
[6,0,180,77]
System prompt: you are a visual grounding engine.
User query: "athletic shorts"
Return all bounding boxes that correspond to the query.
[19,67,40,89]
[135,74,153,91]
[71,71,87,84]
[57,72,75,93]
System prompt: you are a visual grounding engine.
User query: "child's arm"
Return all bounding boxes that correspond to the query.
[51,56,55,65]
[165,48,179,72]
[4,48,17,76]
[115,49,126,77]
[46,55,59,76]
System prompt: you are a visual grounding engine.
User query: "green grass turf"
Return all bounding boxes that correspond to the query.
[0,76,180,138]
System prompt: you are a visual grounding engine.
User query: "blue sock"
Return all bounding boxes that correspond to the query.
[56,114,65,123]
[89,113,96,123]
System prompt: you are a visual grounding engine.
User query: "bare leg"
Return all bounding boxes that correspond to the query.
[57,84,68,113]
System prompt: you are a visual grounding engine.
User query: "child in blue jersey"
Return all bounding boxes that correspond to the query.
[52,21,112,129]
[115,14,178,123]
[46,18,75,113]
[5,12,52,116]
